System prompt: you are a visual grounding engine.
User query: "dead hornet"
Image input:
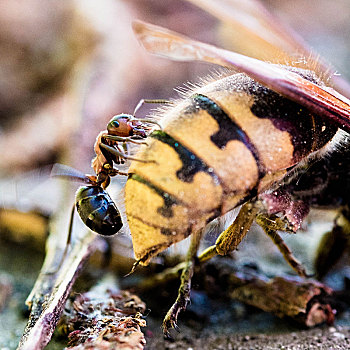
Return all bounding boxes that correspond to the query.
[53,106,161,237]
[122,0,350,337]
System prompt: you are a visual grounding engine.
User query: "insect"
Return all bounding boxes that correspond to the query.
[53,106,161,238]
[123,0,350,337]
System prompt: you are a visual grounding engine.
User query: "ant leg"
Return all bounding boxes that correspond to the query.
[132,118,163,130]
[50,204,75,271]
[99,143,156,164]
[104,135,149,145]
[162,228,203,339]
[66,204,76,247]
[198,201,259,263]
[109,167,129,177]
[256,214,308,277]
[97,165,129,181]
[122,141,128,156]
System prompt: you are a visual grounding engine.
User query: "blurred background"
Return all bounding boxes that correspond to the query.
[0,0,350,348]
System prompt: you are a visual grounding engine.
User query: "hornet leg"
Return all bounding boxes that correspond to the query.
[256,214,308,277]
[162,228,203,339]
[198,201,259,263]
[315,206,350,279]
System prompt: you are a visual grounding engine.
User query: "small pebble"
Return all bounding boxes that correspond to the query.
[333,332,345,340]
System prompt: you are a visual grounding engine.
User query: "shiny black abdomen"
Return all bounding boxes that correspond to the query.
[75,186,123,236]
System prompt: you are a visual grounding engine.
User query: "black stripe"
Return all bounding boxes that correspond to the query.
[128,174,221,236]
[129,174,178,218]
[188,94,265,179]
[150,130,220,184]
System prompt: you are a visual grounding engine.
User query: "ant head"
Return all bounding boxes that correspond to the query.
[107,114,147,138]
[107,114,133,137]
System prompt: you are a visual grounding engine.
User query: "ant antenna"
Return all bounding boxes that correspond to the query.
[132,99,172,129]
[133,98,171,116]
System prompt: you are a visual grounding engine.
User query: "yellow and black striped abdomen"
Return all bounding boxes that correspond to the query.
[125,71,337,264]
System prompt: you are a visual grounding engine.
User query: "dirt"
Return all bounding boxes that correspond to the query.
[142,294,350,349]
[145,326,350,349]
